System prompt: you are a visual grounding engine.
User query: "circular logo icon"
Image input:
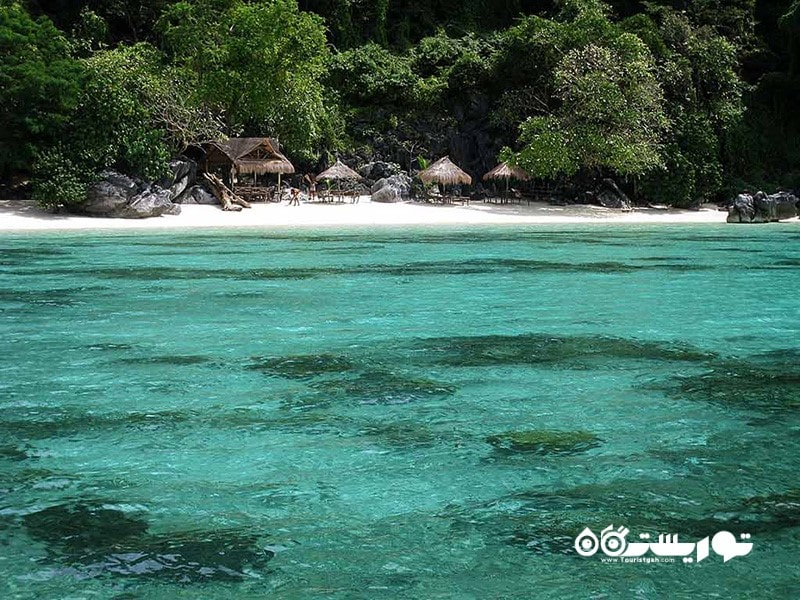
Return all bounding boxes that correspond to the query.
[600,527,629,557]
[574,527,600,557]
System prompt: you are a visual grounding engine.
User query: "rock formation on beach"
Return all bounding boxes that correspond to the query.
[371,173,413,203]
[726,191,799,223]
[81,159,224,218]
[83,171,181,219]
[165,158,219,205]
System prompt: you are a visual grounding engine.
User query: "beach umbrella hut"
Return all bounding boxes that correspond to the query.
[418,156,472,201]
[483,162,530,184]
[315,160,363,202]
[316,159,362,182]
[418,156,472,187]
[483,161,531,201]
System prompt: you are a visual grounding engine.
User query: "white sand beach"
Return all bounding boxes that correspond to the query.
[0,197,750,232]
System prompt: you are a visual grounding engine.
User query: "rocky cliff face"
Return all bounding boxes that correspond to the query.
[345,92,504,183]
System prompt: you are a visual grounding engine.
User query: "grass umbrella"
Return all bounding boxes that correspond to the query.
[418,156,472,186]
[483,161,531,200]
[483,162,530,183]
[315,160,362,201]
[316,160,362,182]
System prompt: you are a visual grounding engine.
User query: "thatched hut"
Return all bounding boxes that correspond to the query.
[418,156,472,186]
[201,137,294,191]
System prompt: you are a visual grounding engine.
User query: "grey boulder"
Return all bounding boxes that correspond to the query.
[596,178,632,211]
[165,158,197,202]
[174,184,219,205]
[727,191,799,223]
[372,186,401,203]
[83,171,181,218]
[361,161,402,182]
[370,173,413,203]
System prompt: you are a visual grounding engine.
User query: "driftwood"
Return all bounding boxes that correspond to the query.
[202,173,251,211]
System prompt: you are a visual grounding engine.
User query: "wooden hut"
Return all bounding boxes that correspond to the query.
[201,137,294,201]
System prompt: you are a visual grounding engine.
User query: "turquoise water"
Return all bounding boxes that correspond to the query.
[1,224,799,599]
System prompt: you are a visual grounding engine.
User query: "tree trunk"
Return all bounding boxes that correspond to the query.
[202,173,251,211]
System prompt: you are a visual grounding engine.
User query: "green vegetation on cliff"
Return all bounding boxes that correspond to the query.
[2,0,798,207]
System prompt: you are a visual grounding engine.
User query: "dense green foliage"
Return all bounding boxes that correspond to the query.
[159,0,336,158]
[2,0,798,207]
[0,3,84,178]
[511,2,669,180]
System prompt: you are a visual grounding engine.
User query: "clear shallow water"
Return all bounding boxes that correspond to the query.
[1,224,799,599]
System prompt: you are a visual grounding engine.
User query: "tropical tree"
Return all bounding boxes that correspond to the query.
[31,42,223,207]
[626,6,744,205]
[511,5,668,181]
[76,42,223,179]
[159,0,337,158]
[0,2,84,177]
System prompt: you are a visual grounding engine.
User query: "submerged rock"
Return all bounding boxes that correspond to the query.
[247,353,355,379]
[443,479,800,559]
[668,349,800,413]
[416,333,714,368]
[83,171,180,218]
[22,502,273,582]
[115,354,214,366]
[0,444,30,461]
[23,503,149,551]
[727,191,799,223]
[486,430,601,455]
[741,489,800,528]
[358,420,440,449]
[311,370,456,404]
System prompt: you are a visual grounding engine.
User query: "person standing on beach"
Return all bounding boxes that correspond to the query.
[289,187,300,206]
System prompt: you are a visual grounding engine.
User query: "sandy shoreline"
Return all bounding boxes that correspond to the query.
[0,197,768,232]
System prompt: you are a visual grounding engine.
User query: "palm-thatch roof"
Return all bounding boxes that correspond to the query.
[483,162,531,182]
[418,156,472,186]
[202,137,294,175]
[316,159,362,181]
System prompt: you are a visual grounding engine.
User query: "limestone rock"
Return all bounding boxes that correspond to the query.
[486,430,602,455]
[372,185,401,203]
[596,178,632,211]
[175,184,218,205]
[83,171,181,218]
[165,158,197,202]
[727,191,799,223]
[370,173,413,203]
[360,161,401,182]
